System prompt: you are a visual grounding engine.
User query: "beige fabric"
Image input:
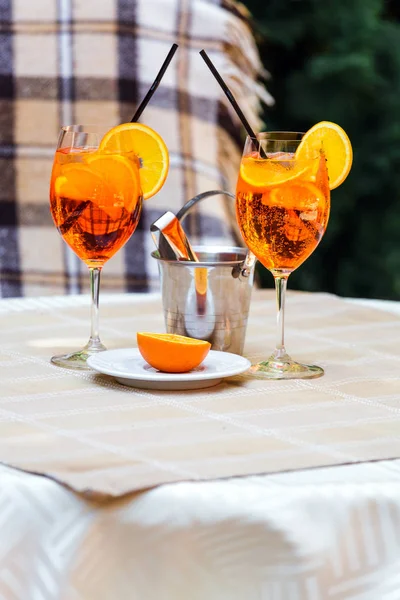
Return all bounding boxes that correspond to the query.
[0,290,399,498]
[1,0,271,297]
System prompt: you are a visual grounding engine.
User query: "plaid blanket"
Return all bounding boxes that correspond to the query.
[0,0,271,297]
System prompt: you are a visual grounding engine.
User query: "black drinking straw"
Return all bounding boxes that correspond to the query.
[199,49,266,158]
[131,43,179,122]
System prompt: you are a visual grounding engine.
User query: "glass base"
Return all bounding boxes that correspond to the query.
[51,342,107,370]
[249,351,324,380]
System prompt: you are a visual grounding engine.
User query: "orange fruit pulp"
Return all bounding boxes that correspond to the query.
[137,332,211,373]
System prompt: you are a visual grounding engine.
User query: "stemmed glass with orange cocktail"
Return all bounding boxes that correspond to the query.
[49,122,168,370]
[199,50,352,380]
[236,122,352,379]
[49,46,176,370]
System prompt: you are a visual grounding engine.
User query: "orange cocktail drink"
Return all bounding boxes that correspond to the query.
[50,144,142,266]
[237,150,330,275]
[235,124,352,379]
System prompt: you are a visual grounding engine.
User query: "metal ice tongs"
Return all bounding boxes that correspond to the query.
[150,190,256,279]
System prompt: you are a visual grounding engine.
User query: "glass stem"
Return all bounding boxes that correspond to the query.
[274,275,289,359]
[87,267,104,351]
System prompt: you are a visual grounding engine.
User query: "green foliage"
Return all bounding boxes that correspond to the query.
[243,0,400,299]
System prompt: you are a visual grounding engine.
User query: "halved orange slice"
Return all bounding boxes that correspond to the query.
[137,332,211,373]
[99,123,169,200]
[295,121,353,190]
[240,155,310,189]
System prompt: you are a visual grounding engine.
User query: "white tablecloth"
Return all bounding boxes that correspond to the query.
[1,295,400,600]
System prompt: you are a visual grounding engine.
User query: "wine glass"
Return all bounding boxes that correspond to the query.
[49,125,143,369]
[236,132,330,379]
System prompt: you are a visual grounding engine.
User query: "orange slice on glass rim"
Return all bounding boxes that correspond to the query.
[99,123,169,200]
[295,121,353,190]
[137,332,211,373]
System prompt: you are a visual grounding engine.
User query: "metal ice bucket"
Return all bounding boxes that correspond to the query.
[152,246,255,355]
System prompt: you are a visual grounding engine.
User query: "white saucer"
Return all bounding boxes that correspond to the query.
[87,348,251,390]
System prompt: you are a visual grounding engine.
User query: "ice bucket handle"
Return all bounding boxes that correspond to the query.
[176,190,256,279]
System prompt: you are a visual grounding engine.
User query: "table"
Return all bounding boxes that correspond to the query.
[0,293,400,600]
